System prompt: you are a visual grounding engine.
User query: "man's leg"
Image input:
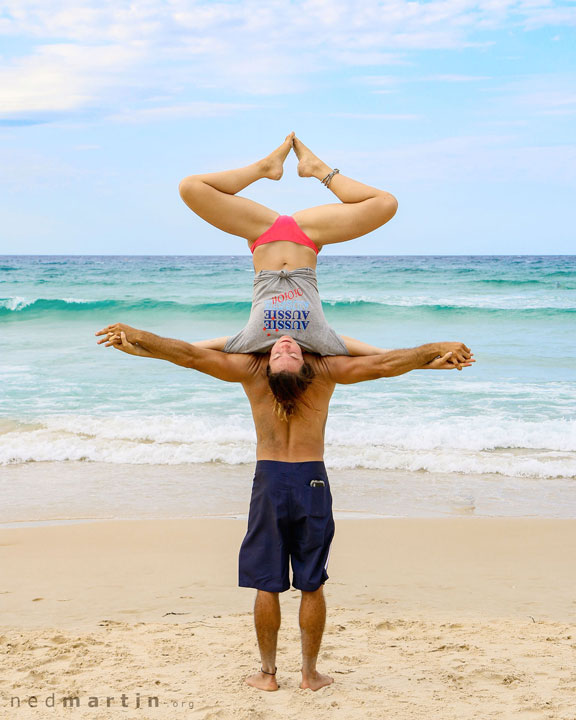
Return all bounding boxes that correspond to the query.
[245,590,281,691]
[299,586,334,691]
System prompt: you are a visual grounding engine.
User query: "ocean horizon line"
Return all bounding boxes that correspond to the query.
[1,253,575,259]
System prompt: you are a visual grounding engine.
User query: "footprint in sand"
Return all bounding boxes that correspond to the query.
[375,621,396,631]
[193,706,224,719]
[517,709,548,719]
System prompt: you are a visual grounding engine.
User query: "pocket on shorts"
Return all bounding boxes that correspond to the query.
[306,480,329,518]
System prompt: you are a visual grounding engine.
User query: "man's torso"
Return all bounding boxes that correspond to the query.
[242,354,336,462]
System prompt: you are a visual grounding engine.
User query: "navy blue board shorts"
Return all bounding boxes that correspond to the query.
[238,460,335,593]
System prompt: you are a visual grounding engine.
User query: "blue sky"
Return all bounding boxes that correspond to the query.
[0,0,574,255]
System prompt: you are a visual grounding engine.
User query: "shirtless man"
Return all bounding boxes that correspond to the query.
[96,323,474,691]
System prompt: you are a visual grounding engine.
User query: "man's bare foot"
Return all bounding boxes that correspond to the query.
[245,670,279,692]
[300,670,334,691]
[259,133,294,181]
[292,137,332,180]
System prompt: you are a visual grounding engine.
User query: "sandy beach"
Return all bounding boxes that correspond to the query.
[1,517,575,719]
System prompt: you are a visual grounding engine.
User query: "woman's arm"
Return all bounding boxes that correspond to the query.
[190,336,229,351]
[340,335,391,356]
[340,334,464,369]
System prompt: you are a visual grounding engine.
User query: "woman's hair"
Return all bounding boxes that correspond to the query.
[266,361,316,421]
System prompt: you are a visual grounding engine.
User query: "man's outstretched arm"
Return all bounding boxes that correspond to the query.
[95,323,250,382]
[324,342,475,384]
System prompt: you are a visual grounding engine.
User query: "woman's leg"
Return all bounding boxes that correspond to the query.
[291,137,398,248]
[179,133,294,243]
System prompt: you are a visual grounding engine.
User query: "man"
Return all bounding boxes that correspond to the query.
[96,323,474,691]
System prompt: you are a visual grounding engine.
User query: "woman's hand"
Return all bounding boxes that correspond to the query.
[423,351,476,370]
[95,323,139,345]
[95,324,152,357]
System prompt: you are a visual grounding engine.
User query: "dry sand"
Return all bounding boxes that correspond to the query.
[1,518,575,719]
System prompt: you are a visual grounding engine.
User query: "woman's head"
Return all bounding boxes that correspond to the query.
[266,336,315,420]
[268,335,304,374]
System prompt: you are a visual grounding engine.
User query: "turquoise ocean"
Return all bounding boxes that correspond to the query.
[1,255,575,522]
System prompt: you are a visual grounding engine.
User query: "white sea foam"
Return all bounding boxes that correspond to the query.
[1,414,574,478]
[2,291,574,312]
[321,294,576,310]
[326,415,576,453]
[1,296,33,311]
[0,296,91,311]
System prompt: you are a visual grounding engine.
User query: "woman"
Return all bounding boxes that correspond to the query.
[99,137,472,420]
[176,134,472,418]
[179,133,398,364]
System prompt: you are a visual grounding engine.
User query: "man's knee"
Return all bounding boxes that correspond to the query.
[255,589,280,607]
[301,585,324,598]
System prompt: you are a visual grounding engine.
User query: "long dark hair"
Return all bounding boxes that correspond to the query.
[266,362,316,421]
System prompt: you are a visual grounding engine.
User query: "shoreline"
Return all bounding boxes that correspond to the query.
[0,510,394,531]
[2,461,575,525]
[0,508,570,530]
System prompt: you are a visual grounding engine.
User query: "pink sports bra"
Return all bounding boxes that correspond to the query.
[250,215,319,255]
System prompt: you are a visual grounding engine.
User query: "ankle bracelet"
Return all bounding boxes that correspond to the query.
[321,168,340,188]
[261,666,277,676]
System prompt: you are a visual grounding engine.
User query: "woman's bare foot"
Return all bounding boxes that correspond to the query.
[292,137,332,180]
[300,669,334,691]
[245,670,279,692]
[259,133,295,181]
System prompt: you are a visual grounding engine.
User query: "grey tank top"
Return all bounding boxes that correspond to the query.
[223,267,349,355]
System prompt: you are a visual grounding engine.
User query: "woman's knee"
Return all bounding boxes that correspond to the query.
[373,192,398,224]
[178,176,208,206]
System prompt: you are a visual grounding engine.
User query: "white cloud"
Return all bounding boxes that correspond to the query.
[340,135,576,183]
[109,101,264,122]
[361,72,492,89]
[0,147,86,190]
[423,74,492,82]
[0,0,573,116]
[521,5,576,29]
[485,74,576,117]
[328,111,420,120]
[0,43,142,112]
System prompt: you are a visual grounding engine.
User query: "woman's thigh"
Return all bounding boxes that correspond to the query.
[180,179,279,242]
[292,195,396,247]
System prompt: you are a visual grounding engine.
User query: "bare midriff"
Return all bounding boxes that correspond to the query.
[250,241,319,273]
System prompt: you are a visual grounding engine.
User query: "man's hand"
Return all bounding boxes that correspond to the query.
[423,342,475,371]
[95,323,151,357]
[96,328,152,357]
[95,323,139,346]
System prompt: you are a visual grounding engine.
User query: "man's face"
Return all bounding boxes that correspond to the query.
[268,336,304,374]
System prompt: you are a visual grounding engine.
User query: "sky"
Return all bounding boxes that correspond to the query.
[0,0,574,256]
